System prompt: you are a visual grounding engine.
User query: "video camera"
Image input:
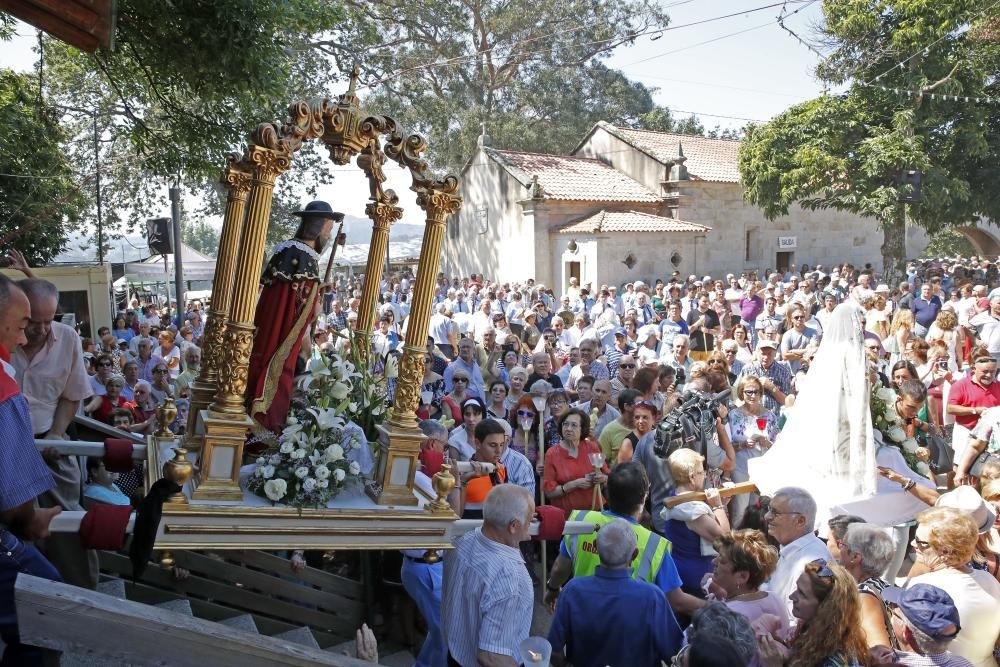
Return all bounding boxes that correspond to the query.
[652,388,730,461]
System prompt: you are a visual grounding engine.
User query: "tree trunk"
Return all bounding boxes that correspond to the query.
[880,204,906,287]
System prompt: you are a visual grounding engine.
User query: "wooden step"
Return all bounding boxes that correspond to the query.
[95,579,125,600]
[220,614,259,634]
[273,626,319,649]
[155,599,193,616]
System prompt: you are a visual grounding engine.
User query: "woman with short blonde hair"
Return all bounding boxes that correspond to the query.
[909,506,1000,665]
[711,529,788,632]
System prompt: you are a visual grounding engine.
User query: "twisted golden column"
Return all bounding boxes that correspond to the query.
[185,159,252,438]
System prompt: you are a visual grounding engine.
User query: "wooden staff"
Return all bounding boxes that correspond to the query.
[323,222,346,286]
[663,481,759,509]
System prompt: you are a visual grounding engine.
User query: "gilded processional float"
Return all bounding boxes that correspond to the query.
[143,71,462,554]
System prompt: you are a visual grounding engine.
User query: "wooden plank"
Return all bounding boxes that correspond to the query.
[15,574,373,666]
[170,551,361,619]
[119,579,342,648]
[231,550,362,599]
[72,414,145,443]
[663,481,759,509]
[35,440,146,458]
[99,552,356,635]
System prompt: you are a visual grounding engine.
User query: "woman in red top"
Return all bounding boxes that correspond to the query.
[84,376,134,424]
[543,408,609,516]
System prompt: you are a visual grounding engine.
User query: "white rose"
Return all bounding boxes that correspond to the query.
[291,448,306,460]
[269,454,281,465]
[256,457,266,466]
[315,466,331,480]
[876,387,896,402]
[349,461,361,476]
[264,478,287,502]
[295,466,310,479]
[279,442,294,454]
[902,438,919,453]
[333,468,346,482]
[326,444,344,461]
[330,381,351,400]
[261,465,275,479]
[302,478,316,492]
[317,478,329,489]
[887,427,907,443]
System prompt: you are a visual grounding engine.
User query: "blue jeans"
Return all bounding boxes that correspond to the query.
[400,557,446,667]
[0,529,62,666]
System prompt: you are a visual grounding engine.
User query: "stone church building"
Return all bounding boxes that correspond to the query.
[442,121,927,291]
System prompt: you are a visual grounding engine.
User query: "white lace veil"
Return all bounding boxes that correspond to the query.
[748,302,877,527]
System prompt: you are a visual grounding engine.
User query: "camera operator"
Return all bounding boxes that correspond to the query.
[632,377,735,534]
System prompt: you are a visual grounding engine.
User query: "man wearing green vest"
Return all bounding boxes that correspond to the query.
[543,462,706,620]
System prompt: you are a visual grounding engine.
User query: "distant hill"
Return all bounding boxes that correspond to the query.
[341,214,424,243]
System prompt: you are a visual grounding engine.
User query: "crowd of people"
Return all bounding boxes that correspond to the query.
[6,244,1000,665]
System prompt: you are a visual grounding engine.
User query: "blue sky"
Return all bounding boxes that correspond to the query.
[0,1,829,231]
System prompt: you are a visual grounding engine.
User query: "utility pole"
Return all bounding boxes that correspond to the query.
[169,181,184,327]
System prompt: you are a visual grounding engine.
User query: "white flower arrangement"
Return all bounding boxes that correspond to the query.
[870,382,921,471]
[246,350,368,509]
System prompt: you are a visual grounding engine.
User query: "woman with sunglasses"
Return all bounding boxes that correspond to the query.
[779,305,818,375]
[907,506,1000,665]
[88,353,117,397]
[542,408,609,516]
[149,363,174,405]
[757,559,868,667]
[728,377,778,526]
[83,376,134,425]
[509,396,541,473]
[443,371,472,427]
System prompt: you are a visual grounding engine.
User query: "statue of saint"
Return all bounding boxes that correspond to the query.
[246,200,343,439]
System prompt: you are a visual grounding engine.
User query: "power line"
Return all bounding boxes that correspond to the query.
[366,0,815,88]
[862,0,1000,85]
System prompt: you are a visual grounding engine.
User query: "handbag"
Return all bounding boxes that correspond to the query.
[969,449,1000,478]
[925,433,954,474]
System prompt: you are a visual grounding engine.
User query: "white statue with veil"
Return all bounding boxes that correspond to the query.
[749,301,932,528]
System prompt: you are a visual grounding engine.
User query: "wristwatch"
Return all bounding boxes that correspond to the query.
[546,581,561,592]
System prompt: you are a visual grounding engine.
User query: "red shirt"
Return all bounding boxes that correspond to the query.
[543,438,609,516]
[948,375,1000,429]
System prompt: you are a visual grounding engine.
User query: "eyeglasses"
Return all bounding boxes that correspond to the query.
[97,362,113,368]
[618,363,636,369]
[153,368,167,374]
[453,377,469,383]
[911,536,931,550]
[791,315,804,320]
[743,389,759,396]
[765,508,802,518]
[516,409,536,418]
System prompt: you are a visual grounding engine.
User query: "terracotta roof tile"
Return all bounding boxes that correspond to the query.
[597,122,741,183]
[486,148,661,202]
[557,210,711,234]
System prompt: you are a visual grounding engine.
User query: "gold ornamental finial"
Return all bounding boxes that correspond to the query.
[348,63,360,94]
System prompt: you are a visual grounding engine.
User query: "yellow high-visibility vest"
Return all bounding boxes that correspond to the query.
[565,509,670,584]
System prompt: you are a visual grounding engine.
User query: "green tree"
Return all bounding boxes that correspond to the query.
[325,0,698,169]
[29,0,346,243]
[181,218,220,258]
[921,230,975,258]
[0,70,87,264]
[738,0,1000,284]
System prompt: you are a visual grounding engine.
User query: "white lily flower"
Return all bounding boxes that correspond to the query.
[330,381,351,400]
[264,479,287,501]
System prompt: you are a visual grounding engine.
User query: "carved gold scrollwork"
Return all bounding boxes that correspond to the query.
[217,324,255,404]
[246,145,293,181]
[417,190,463,221]
[200,311,228,380]
[393,347,428,414]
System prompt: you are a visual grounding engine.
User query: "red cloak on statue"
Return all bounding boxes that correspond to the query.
[245,239,321,438]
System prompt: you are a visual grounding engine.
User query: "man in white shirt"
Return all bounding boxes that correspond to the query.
[724,275,743,318]
[762,487,832,622]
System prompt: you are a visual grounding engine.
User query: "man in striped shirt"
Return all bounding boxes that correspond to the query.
[442,485,534,666]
